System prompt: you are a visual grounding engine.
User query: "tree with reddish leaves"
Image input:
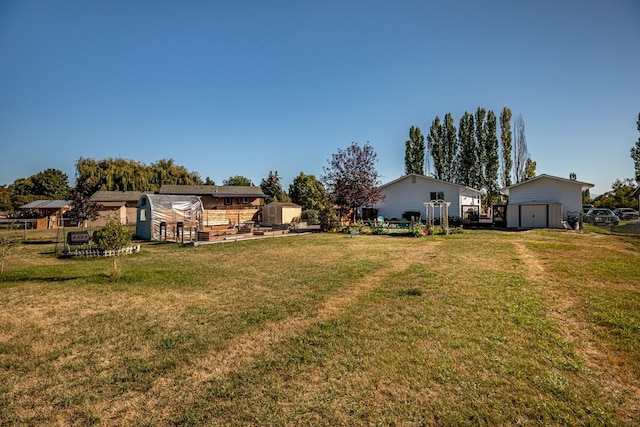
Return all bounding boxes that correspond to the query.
[322,142,384,222]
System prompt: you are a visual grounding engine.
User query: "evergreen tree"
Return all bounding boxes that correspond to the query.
[260,171,288,204]
[223,175,254,186]
[500,107,513,187]
[456,112,477,187]
[427,117,445,180]
[630,113,640,183]
[404,126,425,175]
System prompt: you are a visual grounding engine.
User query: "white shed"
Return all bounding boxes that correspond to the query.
[375,174,481,220]
[501,174,593,229]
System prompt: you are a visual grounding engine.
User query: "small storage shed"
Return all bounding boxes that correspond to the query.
[261,202,302,226]
[20,200,72,229]
[136,194,203,241]
[501,174,593,229]
[90,191,143,226]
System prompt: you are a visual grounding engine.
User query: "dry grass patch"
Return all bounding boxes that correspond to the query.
[0,230,638,425]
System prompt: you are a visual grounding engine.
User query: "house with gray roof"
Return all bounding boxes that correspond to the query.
[158,185,266,226]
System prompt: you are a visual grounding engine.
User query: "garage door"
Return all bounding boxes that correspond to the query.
[520,204,547,228]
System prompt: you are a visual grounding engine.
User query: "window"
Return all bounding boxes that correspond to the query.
[430,191,444,201]
[224,197,232,205]
[139,209,146,222]
[411,176,416,184]
[238,197,249,204]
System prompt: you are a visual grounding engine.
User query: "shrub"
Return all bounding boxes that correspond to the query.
[449,216,462,227]
[92,216,132,277]
[402,210,422,221]
[319,208,340,232]
[301,209,320,224]
[410,223,427,237]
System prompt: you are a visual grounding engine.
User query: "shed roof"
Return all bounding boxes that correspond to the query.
[265,202,301,208]
[20,200,71,209]
[159,185,265,198]
[501,174,593,196]
[90,191,144,202]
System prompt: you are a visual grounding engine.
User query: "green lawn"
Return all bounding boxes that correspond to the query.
[1,228,639,426]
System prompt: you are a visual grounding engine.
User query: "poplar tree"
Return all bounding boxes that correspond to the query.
[500,107,513,187]
[427,117,445,180]
[513,114,530,183]
[484,111,500,200]
[475,108,487,188]
[442,113,458,182]
[404,126,426,175]
[456,112,477,187]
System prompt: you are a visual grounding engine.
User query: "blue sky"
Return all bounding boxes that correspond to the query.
[1,0,638,196]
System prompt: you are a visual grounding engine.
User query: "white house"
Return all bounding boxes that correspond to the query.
[375,174,482,220]
[501,174,593,229]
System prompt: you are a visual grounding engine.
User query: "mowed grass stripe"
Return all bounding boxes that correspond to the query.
[0,230,638,425]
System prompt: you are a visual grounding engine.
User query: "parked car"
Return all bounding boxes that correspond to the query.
[612,208,639,220]
[585,208,619,225]
[582,204,594,214]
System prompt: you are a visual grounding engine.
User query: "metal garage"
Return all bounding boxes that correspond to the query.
[507,201,562,229]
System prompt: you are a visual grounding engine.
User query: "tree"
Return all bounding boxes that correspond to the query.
[322,142,383,222]
[288,172,328,211]
[500,107,513,187]
[92,215,132,277]
[513,114,530,183]
[1,232,18,275]
[223,175,254,186]
[7,169,71,210]
[0,185,12,211]
[523,158,537,181]
[75,157,202,193]
[149,158,202,189]
[31,169,71,199]
[484,110,500,201]
[456,112,477,187]
[475,108,487,188]
[66,181,100,228]
[260,171,289,204]
[593,178,638,210]
[427,117,445,180]
[404,126,425,175]
[76,157,152,193]
[570,172,577,181]
[204,177,215,185]
[630,113,640,183]
[442,113,458,183]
